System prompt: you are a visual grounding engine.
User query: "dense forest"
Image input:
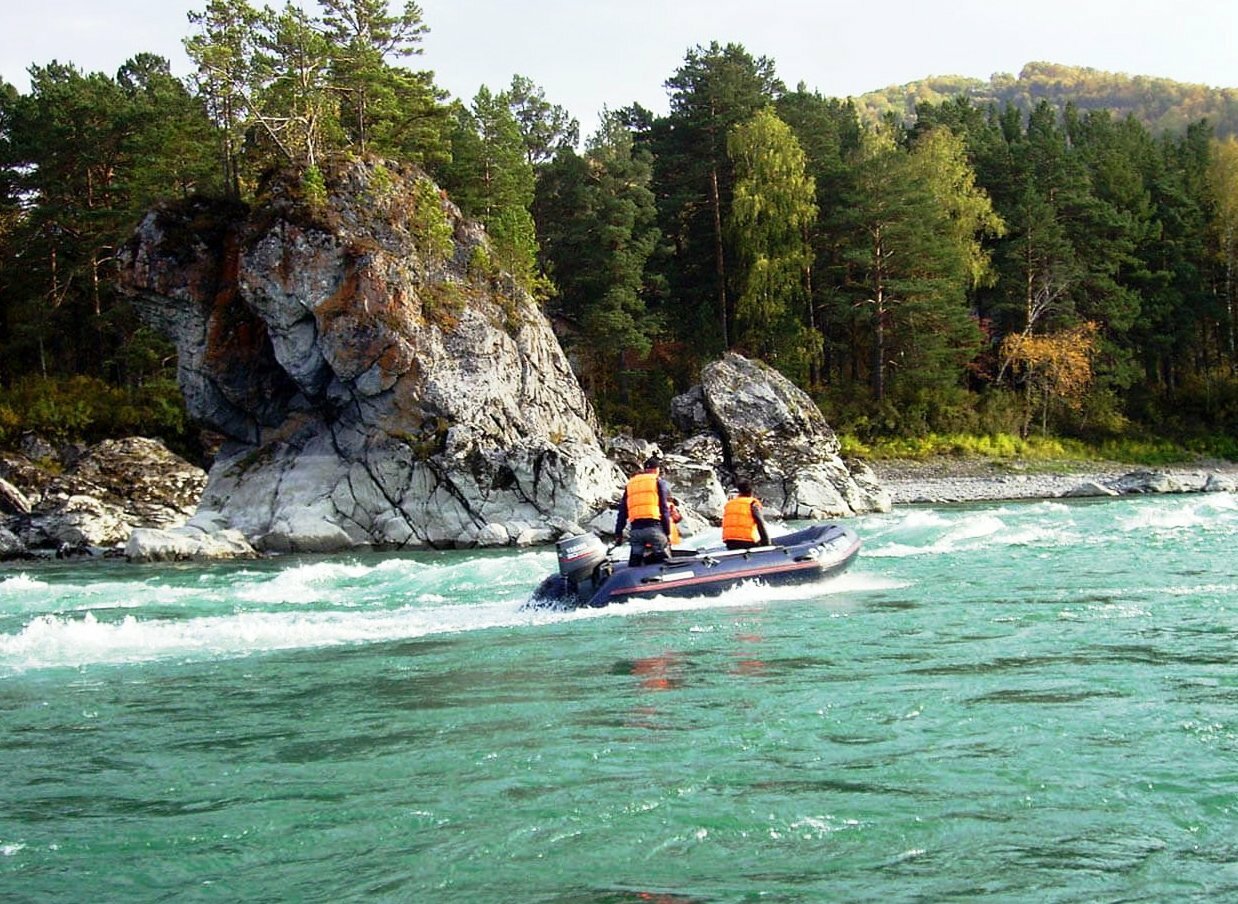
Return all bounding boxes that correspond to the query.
[1,0,1236,460]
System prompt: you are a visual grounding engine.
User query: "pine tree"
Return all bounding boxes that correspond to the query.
[1209,135,1238,370]
[185,0,266,196]
[319,0,448,165]
[501,75,579,166]
[441,88,539,290]
[726,108,817,375]
[651,42,784,353]
[534,111,661,402]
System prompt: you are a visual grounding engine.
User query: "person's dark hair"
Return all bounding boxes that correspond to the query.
[644,455,662,470]
[736,479,753,496]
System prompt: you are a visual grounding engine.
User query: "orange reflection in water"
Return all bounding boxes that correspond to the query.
[730,630,766,677]
[630,652,682,691]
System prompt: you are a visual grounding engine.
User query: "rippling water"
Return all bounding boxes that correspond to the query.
[2,493,1235,902]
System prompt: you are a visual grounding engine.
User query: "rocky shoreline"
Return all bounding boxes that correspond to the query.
[868,457,1238,505]
[3,432,1234,564]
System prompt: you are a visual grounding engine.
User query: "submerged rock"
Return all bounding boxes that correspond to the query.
[119,160,622,553]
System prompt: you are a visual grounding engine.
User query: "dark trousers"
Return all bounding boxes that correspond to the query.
[628,524,669,566]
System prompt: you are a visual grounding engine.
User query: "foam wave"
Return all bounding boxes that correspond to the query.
[1160,582,1238,598]
[0,559,885,672]
[865,511,1011,557]
[0,598,551,672]
[224,550,554,607]
[1117,495,1238,534]
[0,573,50,594]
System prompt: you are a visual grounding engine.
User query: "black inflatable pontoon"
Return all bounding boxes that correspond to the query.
[527,523,861,610]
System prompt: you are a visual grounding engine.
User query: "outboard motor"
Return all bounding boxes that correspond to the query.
[556,533,607,584]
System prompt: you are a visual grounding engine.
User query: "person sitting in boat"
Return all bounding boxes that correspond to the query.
[668,497,684,546]
[722,480,771,550]
[614,456,674,566]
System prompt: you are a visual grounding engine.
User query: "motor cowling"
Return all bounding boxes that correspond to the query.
[556,533,607,584]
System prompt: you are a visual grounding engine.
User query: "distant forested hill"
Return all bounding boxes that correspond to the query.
[859,61,1238,136]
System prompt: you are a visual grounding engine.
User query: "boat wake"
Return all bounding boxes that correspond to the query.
[0,554,898,673]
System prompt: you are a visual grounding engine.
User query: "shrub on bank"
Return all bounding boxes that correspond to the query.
[0,375,188,451]
[838,431,1233,465]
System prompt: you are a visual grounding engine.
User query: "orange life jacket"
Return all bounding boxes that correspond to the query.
[722,496,760,543]
[669,503,682,545]
[625,472,662,522]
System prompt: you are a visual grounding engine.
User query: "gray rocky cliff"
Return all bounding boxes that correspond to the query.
[667,353,891,519]
[118,160,623,552]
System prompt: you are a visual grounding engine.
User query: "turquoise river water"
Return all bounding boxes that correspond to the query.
[1,492,1236,902]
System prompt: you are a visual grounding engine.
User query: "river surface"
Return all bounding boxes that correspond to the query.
[2,493,1235,902]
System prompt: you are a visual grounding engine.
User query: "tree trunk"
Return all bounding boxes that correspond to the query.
[709,166,728,349]
[870,225,886,402]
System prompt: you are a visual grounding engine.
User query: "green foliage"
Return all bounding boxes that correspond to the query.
[727,108,817,361]
[439,88,541,292]
[319,0,444,160]
[467,244,496,279]
[4,20,1237,457]
[534,111,663,397]
[366,161,396,201]
[500,74,579,165]
[185,0,449,186]
[843,428,1236,466]
[0,58,220,384]
[419,283,466,330]
[820,122,986,403]
[301,164,328,208]
[594,369,676,438]
[0,375,187,448]
[650,42,785,353]
[410,176,453,258]
[845,432,1071,461]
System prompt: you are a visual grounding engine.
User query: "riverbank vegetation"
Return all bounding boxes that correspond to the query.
[1,0,1236,464]
[840,431,1238,467]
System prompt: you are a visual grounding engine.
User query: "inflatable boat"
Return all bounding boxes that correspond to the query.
[527,523,861,610]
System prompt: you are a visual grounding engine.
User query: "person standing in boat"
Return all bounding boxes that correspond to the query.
[614,456,674,566]
[722,480,771,550]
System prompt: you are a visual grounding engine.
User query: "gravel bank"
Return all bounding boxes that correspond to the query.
[867,457,1238,505]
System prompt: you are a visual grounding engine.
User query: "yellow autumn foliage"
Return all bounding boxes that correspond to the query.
[1000,322,1100,412]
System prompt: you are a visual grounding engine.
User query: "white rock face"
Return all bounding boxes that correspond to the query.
[672,353,890,519]
[126,525,256,562]
[120,161,623,552]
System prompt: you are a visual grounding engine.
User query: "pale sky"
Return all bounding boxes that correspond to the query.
[3,1,1236,138]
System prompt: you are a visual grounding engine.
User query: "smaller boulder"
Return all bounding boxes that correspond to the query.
[1111,470,1186,495]
[0,525,25,560]
[1063,480,1120,498]
[126,525,257,562]
[1204,472,1236,493]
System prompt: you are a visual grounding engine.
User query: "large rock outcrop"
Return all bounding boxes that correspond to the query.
[667,353,890,519]
[0,437,211,557]
[118,160,622,552]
